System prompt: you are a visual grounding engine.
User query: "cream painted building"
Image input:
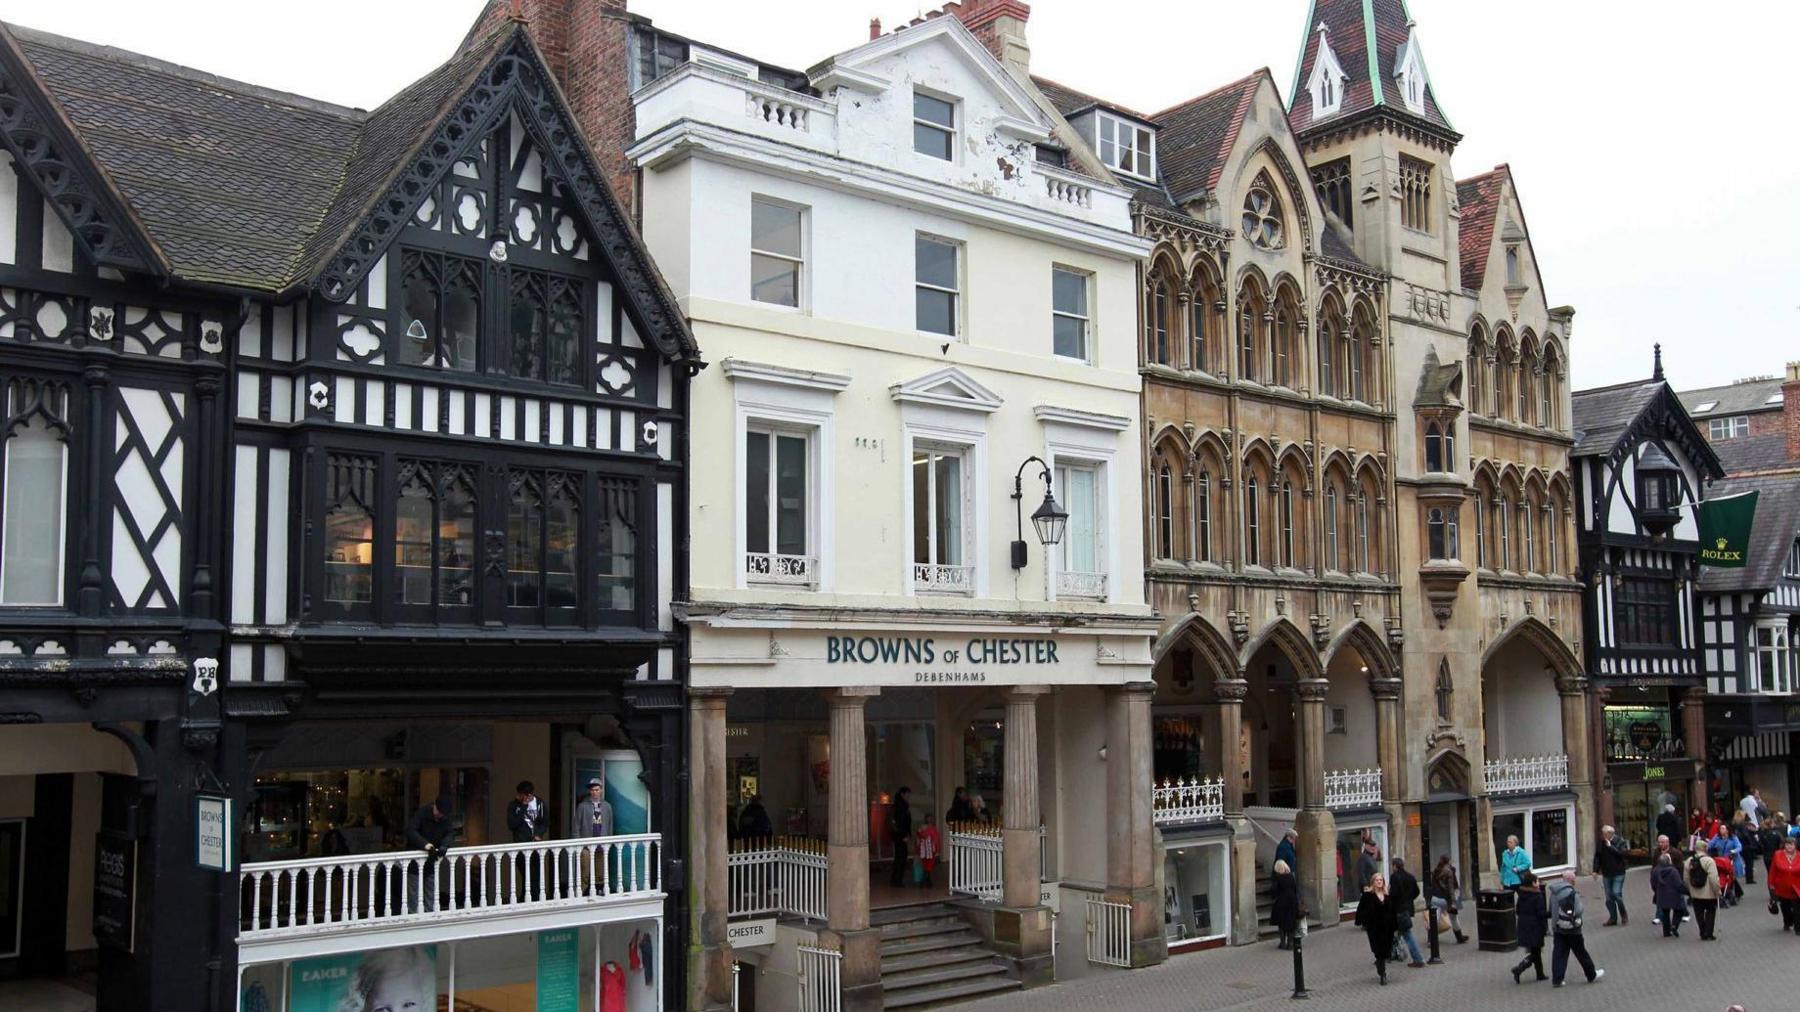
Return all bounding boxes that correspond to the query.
[626,10,1159,1009]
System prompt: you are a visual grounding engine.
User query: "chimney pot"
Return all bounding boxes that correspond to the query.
[869,17,881,40]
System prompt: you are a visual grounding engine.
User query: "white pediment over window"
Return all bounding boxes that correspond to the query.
[890,367,1003,413]
[1394,25,1430,116]
[1307,25,1348,120]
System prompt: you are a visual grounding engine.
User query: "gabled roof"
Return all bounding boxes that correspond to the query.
[1570,378,1725,481]
[1288,0,1456,140]
[1711,433,1798,476]
[1698,476,1800,593]
[1152,70,1264,204]
[1456,167,1505,292]
[1029,74,1157,125]
[1,18,697,362]
[1676,376,1787,419]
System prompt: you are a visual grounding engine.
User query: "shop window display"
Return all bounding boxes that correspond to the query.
[244,766,488,860]
[1153,715,1207,782]
[1335,824,1388,908]
[1162,841,1229,946]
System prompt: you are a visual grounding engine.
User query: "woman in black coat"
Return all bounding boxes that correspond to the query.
[1271,859,1302,949]
[1353,873,1397,984]
[1650,852,1688,936]
[1510,872,1549,983]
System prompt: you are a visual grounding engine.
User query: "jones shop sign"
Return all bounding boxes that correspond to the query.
[828,635,1061,684]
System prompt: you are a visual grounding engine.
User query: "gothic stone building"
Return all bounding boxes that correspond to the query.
[1037,0,1592,946]
[0,16,697,1011]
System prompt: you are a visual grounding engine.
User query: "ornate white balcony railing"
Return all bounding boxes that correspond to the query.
[747,91,811,132]
[1323,768,1383,810]
[1056,569,1107,599]
[1039,164,1094,209]
[948,823,1003,902]
[727,836,826,921]
[1484,754,1570,795]
[745,552,817,586]
[1153,777,1225,825]
[238,833,660,942]
[913,563,974,594]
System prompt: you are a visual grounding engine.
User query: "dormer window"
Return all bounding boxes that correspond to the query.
[913,91,956,160]
[1395,27,1430,116]
[1095,112,1155,180]
[1306,26,1348,120]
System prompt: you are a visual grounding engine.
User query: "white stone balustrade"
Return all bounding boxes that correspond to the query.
[1153,776,1225,825]
[1323,768,1383,810]
[1484,753,1570,795]
[948,823,1003,902]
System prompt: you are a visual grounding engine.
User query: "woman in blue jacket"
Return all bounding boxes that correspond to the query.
[1500,835,1532,889]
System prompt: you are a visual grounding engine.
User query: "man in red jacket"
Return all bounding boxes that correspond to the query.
[1770,834,1800,934]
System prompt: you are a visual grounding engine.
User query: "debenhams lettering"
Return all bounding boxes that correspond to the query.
[827,636,1060,666]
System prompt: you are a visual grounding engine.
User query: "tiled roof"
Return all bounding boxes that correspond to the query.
[1153,71,1262,203]
[1029,74,1155,123]
[1676,376,1786,419]
[1711,433,1797,476]
[1456,167,1504,292]
[1288,0,1454,137]
[11,23,362,289]
[1698,475,1800,593]
[1570,379,1664,457]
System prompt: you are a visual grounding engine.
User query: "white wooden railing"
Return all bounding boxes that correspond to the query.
[1323,768,1383,810]
[913,563,974,594]
[948,823,1003,901]
[727,837,826,921]
[1039,164,1095,208]
[797,941,843,1012]
[1484,753,1570,795]
[1153,777,1225,825]
[746,90,811,132]
[1085,897,1131,967]
[744,552,817,585]
[238,834,659,940]
[1056,569,1107,599]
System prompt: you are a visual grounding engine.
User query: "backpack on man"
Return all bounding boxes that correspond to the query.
[1554,886,1582,932]
[1688,855,1710,890]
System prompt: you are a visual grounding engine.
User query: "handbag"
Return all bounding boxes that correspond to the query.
[1435,909,1453,934]
[1770,897,1782,916]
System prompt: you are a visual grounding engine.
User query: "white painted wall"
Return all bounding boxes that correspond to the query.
[1481,638,1564,758]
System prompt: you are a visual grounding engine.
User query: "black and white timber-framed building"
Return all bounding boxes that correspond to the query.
[1570,351,1723,857]
[0,14,698,1011]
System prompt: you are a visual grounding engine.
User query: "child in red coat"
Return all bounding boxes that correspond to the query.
[916,815,942,888]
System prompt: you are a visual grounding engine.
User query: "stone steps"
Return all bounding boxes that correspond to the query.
[875,902,1021,1010]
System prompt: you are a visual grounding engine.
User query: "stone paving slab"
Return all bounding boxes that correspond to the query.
[966,869,1799,1011]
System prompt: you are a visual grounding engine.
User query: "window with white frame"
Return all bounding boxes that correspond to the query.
[1052,267,1091,361]
[1055,461,1105,598]
[1754,623,1793,694]
[912,444,972,593]
[1708,415,1751,441]
[1786,539,1800,578]
[912,91,956,160]
[1,402,69,606]
[744,424,814,585]
[1095,112,1154,179]
[750,197,805,308]
[915,235,961,337]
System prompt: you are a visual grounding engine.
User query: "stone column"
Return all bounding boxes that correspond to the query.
[1104,681,1164,968]
[1370,676,1409,866]
[1589,684,1614,834]
[1292,678,1337,923]
[1215,678,1261,944]
[824,687,881,1011]
[1003,687,1049,908]
[687,688,733,1012]
[1557,675,1597,873]
[1680,687,1709,814]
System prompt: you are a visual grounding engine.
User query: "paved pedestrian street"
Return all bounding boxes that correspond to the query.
[966,870,1797,1011]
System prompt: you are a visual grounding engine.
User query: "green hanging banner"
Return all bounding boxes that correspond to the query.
[1697,490,1758,568]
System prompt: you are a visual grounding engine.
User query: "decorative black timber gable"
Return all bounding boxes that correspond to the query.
[311,28,697,367]
[0,26,162,275]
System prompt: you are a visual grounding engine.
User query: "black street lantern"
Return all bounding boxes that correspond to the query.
[1011,456,1069,568]
[1635,441,1682,535]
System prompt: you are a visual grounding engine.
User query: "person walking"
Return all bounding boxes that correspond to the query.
[1736,809,1760,885]
[1770,833,1800,934]
[1429,854,1468,943]
[1740,786,1763,830]
[1760,816,1786,878]
[1500,834,1532,891]
[1354,873,1397,985]
[1510,871,1549,984]
[1656,804,1683,848]
[1545,871,1603,987]
[1685,846,1721,941]
[1271,858,1302,950]
[1274,829,1299,876]
[1595,825,1630,926]
[1651,853,1688,937]
[1388,858,1426,968]
[887,785,913,888]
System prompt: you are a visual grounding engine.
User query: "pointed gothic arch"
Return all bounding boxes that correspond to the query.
[1240,616,1324,681]
[1322,619,1400,683]
[1481,616,1581,680]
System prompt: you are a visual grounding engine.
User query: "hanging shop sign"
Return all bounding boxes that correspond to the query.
[1697,491,1758,568]
[196,794,234,872]
[92,831,137,952]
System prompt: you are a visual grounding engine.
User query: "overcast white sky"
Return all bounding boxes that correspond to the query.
[5,0,1796,390]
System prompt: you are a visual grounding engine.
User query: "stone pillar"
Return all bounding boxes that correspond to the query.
[1370,676,1409,866]
[1215,678,1261,945]
[1589,684,1614,834]
[1292,678,1337,923]
[824,687,881,1011]
[1557,675,1597,873]
[1102,681,1164,968]
[1680,687,1709,814]
[979,686,1055,982]
[688,688,733,1011]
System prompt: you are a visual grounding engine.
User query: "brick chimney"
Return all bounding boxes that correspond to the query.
[945,0,1032,73]
[1784,361,1800,465]
[463,0,639,216]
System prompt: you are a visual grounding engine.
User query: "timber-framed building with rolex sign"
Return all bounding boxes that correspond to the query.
[0,14,697,1012]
